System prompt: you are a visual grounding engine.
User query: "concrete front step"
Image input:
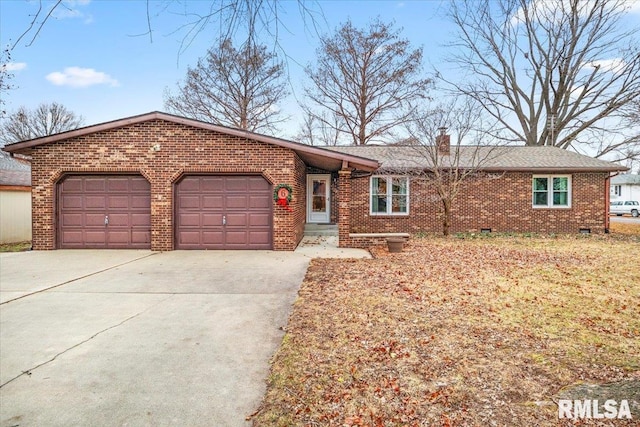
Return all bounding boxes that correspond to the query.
[304,223,338,236]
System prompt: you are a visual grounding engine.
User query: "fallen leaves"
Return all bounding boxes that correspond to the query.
[253,236,640,426]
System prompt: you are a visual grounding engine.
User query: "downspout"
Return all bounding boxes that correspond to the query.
[605,172,621,233]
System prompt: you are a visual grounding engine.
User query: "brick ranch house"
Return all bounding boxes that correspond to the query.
[3,111,627,251]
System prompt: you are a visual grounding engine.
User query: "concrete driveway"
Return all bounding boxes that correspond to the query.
[0,250,310,427]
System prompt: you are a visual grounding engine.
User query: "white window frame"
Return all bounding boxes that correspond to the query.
[614,185,622,197]
[370,176,410,216]
[532,175,572,208]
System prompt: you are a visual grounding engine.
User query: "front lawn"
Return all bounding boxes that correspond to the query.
[253,236,639,426]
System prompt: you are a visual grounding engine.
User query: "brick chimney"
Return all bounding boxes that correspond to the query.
[436,127,450,155]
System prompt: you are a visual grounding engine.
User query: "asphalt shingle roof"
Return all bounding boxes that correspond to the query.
[325,145,626,172]
[0,150,31,186]
[611,174,640,185]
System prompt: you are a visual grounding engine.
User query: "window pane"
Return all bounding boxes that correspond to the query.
[533,177,548,191]
[372,177,387,196]
[534,192,548,206]
[312,180,326,196]
[392,178,407,195]
[372,195,387,213]
[553,177,568,191]
[553,192,568,206]
[392,195,407,213]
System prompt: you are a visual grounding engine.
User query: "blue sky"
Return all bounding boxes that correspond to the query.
[0,0,452,138]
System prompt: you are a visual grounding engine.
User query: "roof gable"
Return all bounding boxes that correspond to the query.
[2,111,379,172]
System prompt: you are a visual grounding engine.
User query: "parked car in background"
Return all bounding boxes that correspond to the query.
[610,200,640,217]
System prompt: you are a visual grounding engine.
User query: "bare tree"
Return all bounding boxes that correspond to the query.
[164,38,289,132]
[295,110,342,146]
[305,19,432,146]
[12,1,324,57]
[394,98,503,235]
[443,0,640,163]
[0,46,15,119]
[0,102,84,146]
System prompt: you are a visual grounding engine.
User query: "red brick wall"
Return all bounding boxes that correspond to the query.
[349,172,608,235]
[25,119,305,251]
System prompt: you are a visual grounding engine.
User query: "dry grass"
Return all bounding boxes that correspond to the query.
[610,221,640,236]
[253,236,639,426]
[0,241,31,252]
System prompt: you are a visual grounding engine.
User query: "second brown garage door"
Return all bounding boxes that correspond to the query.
[175,175,272,249]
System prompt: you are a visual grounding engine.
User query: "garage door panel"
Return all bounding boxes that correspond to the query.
[131,231,150,245]
[85,213,107,227]
[60,213,83,227]
[178,177,201,192]
[61,195,84,209]
[84,178,107,192]
[225,231,248,245]
[248,231,271,245]
[131,213,152,226]
[108,213,131,226]
[108,231,130,245]
[107,178,131,192]
[249,213,271,227]
[130,178,150,191]
[248,177,270,191]
[226,195,249,209]
[60,231,83,244]
[201,177,224,192]
[58,175,150,249]
[85,196,107,209]
[84,231,107,244]
[178,195,201,209]
[225,177,249,192]
[175,175,272,249]
[178,213,201,227]
[226,213,248,227]
[250,195,271,209]
[131,195,151,209]
[202,213,223,227]
[177,231,200,245]
[60,177,83,191]
[202,195,224,209]
[202,231,225,245]
[108,195,130,209]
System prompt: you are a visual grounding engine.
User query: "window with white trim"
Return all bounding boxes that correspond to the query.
[613,185,622,196]
[532,175,571,208]
[370,176,409,215]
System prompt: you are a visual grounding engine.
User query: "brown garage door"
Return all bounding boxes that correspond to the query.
[175,175,272,249]
[58,175,151,249]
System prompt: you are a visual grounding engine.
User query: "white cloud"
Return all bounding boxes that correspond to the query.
[584,58,626,75]
[46,67,119,88]
[53,0,93,23]
[623,0,640,14]
[511,0,640,26]
[3,62,27,72]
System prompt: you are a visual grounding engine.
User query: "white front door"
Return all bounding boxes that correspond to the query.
[307,174,331,223]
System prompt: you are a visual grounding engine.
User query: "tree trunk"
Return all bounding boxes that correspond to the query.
[442,199,452,236]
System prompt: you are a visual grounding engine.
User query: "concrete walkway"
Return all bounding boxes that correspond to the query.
[0,250,310,427]
[294,236,371,259]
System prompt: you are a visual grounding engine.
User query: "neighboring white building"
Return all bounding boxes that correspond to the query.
[610,174,640,201]
[0,150,32,244]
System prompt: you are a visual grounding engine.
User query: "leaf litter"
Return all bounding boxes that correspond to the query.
[252,236,640,426]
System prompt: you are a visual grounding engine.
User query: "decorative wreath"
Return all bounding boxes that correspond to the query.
[273,183,293,203]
